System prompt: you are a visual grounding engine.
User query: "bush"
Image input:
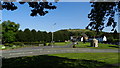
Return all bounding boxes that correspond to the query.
[13,42,24,46]
[43,43,46,46]
[48,43,52,46]
[4,43,9,46]
[23,42,42,45]
[4,43,13,47]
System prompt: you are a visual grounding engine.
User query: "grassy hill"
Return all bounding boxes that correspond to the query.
[56,29,99,34]
[55,29,107,38]
[57,29,97,33]
[66,29,94,33]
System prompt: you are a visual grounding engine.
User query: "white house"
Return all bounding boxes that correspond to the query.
[103,36,107,41]
[81,37,83,41]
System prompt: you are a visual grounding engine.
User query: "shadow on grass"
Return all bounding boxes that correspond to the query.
[2,55,118,68]
[87,46,92,47]
[109,45,119,48]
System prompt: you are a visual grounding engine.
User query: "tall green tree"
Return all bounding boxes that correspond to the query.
[24,28,32,42]
[0,24,2,43]
[47,32,52,42]
[2,20,19,43]
[31,29,37,42]
[36,30,42,42]
[16,30,25,42]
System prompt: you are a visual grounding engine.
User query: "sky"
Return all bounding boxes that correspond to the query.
[2,2,118,32]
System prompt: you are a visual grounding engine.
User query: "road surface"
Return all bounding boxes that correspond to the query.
[1,44,118,58]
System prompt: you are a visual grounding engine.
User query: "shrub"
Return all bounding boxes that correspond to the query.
[23,42,42,45]
[4,43,13,47]
[4,43,9,46]
[43,43,46,46]
[13,42,24,46]
[48,43,52,46]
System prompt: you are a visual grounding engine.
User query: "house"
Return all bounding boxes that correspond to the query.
[87,36,107,42]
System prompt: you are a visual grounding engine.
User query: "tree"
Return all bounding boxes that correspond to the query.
[42,31,48,42]
[2,2,57,16]
[24,28,32,42]
[47,32,52,42]
[0,24,2,43]
[85,31,95,37]
[31,29,37,42]
[2,20,19,43]
[3,31,16,43]
[113,29,118,39]
[16,30,25,42]
[87,2,120,32]
[114,29,117,34]
[36,30,42,42]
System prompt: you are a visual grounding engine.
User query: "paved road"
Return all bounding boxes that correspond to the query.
[1,44,118,58]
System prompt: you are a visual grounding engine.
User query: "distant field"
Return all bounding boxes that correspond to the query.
[2,53,119,68]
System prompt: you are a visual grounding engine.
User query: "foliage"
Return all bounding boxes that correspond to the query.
[3,31,16,43]
[16,30,25,42]
[23,42,43,45]
[2,20,19,32]
[87,2,120,32]
[43,42,46,46]
[2,20,19,43]
[4,43,13,47]
[13,42,24,46]
[15,29,119,44]
[104,32,119,43]
[16,29,52,42]
[2,2,57,16]
[48,43,52,46]
[54,30,70,42]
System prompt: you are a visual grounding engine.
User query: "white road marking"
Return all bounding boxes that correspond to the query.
[10,53,23,55]
[27,52,33,54]
[9,52,33,55]
[5,49,43,53]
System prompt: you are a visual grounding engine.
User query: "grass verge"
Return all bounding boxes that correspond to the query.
[75,42,119,49]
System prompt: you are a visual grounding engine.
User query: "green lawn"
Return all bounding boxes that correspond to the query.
[2,53,119,68]
[75,42,119,49]
[49,53,119,64]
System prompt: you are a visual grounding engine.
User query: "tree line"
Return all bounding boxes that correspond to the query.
[1,20,71,44]
[1,20,119,46]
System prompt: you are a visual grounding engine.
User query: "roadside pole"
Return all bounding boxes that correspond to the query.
[51,23,56,47]
[52,31,53,47]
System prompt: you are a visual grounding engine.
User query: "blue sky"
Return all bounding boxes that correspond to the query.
[2,2,118,32]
